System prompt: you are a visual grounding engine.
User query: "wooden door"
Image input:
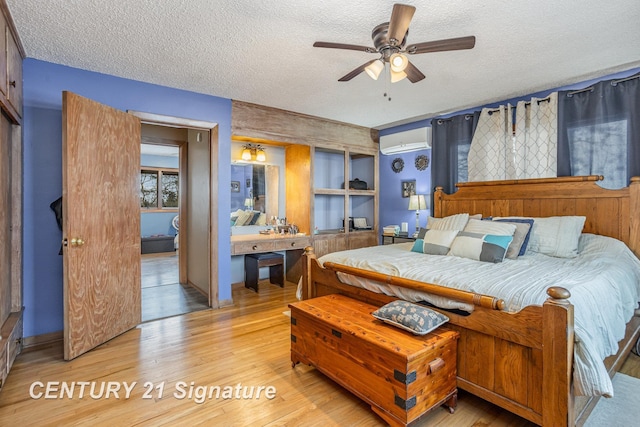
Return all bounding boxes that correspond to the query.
[62,91,141,360]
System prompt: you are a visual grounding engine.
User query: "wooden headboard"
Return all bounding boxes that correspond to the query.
[433,175,640,257]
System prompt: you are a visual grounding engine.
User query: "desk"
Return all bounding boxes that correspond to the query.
[231,233,312,282]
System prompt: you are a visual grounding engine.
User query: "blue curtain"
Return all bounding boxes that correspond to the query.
[430,112,480,196]
[558,73,640,188]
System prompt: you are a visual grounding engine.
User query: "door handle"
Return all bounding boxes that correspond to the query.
[70,238,85,247]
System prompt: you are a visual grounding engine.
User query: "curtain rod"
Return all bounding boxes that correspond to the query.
[486,96,551,114]
[435,114,474,125]
[611,73,640,86]
[567,73,639,97]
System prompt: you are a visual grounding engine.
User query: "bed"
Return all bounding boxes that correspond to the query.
[299,175,640,427]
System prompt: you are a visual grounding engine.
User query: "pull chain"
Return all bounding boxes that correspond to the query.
[383,63,391,101]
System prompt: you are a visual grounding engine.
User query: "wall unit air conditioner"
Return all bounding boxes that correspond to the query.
[379,127,431,155]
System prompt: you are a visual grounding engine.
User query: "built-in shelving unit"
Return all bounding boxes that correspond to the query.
[232,101,379,259]
[310,146,378,255]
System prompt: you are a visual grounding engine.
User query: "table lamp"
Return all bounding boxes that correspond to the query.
[408,194,427,237]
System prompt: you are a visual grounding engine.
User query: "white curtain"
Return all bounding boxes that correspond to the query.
[467,104,514,181]
[514,92,558,178]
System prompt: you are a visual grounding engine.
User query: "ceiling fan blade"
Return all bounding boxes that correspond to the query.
[338,60,376,82]
[387,4,416,46]
[404,61,425,83]
[313,41,376,53]
[406,35,476,54]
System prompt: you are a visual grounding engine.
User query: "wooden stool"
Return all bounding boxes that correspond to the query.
[244,252,284,292]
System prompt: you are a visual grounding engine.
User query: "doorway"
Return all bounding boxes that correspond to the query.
[63,93,221,360]
[139,123,213,321]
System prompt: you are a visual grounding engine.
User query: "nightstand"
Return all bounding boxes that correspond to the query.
[382,235,417,245]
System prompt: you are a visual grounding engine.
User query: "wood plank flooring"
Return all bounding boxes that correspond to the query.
[141,253,209,322]
[1,280,638,426]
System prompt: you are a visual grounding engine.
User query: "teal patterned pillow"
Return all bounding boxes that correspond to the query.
[372,300,449,335]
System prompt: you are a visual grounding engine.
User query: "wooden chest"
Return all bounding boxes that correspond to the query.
[289,294,459,427]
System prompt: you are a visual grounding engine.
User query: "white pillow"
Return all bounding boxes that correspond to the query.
[426,213,470,231]
[494,216,586,258]
[463,218,517,236]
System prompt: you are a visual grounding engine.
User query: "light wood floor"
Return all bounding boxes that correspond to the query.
[1,280,638,426]
[141,253,209,322]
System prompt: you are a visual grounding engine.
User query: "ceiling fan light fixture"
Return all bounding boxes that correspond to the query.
[390,69,407,83]
[390,53,408,72]
[364,59,384,80]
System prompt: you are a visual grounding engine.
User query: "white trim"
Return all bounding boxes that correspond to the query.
[128,110,217,130]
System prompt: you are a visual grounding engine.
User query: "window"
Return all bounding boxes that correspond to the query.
[567,119,628,189]
[456,142,470,184]
[140,168,179,210]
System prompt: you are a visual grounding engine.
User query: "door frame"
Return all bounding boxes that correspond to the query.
[130,110,220,308]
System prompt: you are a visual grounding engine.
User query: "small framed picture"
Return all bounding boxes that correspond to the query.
[231,181,240,193]
[401,180,416,198]
[246,178,251,188]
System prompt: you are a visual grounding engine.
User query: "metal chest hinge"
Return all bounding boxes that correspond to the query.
[291,317,297,325]
[394,395,416,410]
[290,334,297,343]
[394,369,417,385]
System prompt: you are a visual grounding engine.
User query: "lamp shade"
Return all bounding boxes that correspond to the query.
[244,198,253,209]
[390,53,408,72]
[390,69,407,83]
[408,194,427,211]
[365,59,384,80]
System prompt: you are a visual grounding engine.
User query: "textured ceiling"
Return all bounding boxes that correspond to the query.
[8,0,640,129]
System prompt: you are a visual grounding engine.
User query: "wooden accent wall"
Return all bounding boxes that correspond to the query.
[231,100,378,148]
[285,144,311,235]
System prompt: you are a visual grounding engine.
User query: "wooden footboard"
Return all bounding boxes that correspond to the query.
[302,248,574,426]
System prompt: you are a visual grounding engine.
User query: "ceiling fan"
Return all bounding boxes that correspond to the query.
[313,3,476,84]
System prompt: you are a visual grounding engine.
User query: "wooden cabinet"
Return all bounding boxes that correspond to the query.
[0,1,23,390]
[0,5,22,122]
[290,294,459,426]
[6,28,21,117]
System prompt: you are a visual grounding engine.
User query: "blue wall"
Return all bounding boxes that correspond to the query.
[22,59,232,338]
[378,67,640,234]
[141,212,178,237]
[378,148,432,236]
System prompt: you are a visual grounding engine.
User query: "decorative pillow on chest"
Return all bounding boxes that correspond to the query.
[372,300,449,335]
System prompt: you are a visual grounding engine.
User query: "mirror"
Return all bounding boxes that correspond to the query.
[230,164,280,225]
